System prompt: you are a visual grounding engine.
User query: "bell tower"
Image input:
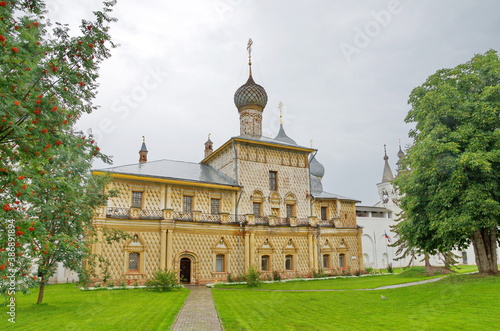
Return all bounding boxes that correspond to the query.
[139,136,148,164]
[233,39,268,136]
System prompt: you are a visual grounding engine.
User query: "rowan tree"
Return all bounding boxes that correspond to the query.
[395,50,500,274]
[0,0,120,304]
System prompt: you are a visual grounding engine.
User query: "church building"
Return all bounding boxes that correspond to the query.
[90,45,364,285]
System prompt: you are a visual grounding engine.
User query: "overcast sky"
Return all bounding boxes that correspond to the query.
[48,0,500,205]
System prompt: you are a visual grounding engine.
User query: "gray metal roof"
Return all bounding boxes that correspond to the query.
[235,134,313,151]
[96,159,239,187]
[355,205,392,213]
[312,190,360,202]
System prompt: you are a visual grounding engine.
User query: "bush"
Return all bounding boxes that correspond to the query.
[365,267,373,274]
[272,271,282,281]
[312,269,328,278]
[387,263,394,274]
[244,267,262,287]
[146,269,182,292]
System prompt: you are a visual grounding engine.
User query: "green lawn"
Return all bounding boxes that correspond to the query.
[213,273,500,331]
[2,284,189,330]
[214,266,477,290]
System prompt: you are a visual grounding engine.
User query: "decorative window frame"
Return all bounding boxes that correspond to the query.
[283,239,298,271]
[124,234,147,275]
[258,238,275,272]
[212,237,230,274]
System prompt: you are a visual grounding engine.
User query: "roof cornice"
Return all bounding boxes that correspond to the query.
[92,171,241,191]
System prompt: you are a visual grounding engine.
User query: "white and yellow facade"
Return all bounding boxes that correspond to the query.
[90,59,364,285]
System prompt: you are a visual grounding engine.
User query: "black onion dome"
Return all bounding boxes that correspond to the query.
[234,75,268,110]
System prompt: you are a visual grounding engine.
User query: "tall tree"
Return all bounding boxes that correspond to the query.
[0,0,119,304]
[395,50,500,274]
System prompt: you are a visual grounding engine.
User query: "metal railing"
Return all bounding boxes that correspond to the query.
[227,214,247,224]
[201,213,221,223]
[318,219,335,227]
[296,218,310,226]
[106,207,131,219]
[173,211,193,221]
[140,209,163,220]
[275,217,291,226]
[255,217,269,225]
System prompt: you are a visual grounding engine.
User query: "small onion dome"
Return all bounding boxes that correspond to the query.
[397,145,405,159]
[310,174,323,195]
[234,75,268,110]
[274,124,297,145]
[309,155,325,179]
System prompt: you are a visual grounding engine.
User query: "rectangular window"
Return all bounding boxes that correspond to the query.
[261,255,270,271]
[216,254,225,272]
[129,252,139,271]
[131,191,143,208]
[323,254,330,268]
[183,196,193,213]
[269,171,277,191]
[211,198,220,215]
[286,204,294,218]
[321,206,328,220]
[339,254,345,268]
[253,202,261,217]
[285,255,293,270]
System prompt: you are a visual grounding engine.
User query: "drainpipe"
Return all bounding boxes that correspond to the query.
[233,139,244,276]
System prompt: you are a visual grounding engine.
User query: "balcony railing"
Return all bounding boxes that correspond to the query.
[173,211,193,221]
[275,217,291,226]
[201,213,221,223]
[255,217,269,225]
[318,219,335,227]
[104,207,325,228]
[106,207,131,219]
[296,218,310,226]
[140,209,163,220]
[227,214,247,224]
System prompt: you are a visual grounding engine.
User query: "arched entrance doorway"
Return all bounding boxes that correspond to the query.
[180,257,191,284]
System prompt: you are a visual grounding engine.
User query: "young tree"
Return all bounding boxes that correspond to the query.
[0,0,119,304]
[395,50,500,274]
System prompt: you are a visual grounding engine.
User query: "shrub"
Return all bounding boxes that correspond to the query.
[272,271,282,281]
[312,269,327,278]
[107,281,114,288]
[146,269,182,292]
[365,267,373,274]
[244,267,262,287]
[387,263,394,274]
[227,273,234,283]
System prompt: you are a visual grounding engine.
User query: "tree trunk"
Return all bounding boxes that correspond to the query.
[36,275,46,304]
[424,253,431,267]
[472,227,499,274]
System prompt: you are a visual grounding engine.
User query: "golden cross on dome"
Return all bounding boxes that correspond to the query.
[247,38,253,76]
[208,133,211,140]
[142,136,145,143]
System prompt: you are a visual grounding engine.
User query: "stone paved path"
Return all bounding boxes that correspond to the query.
[171,285,223,331]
